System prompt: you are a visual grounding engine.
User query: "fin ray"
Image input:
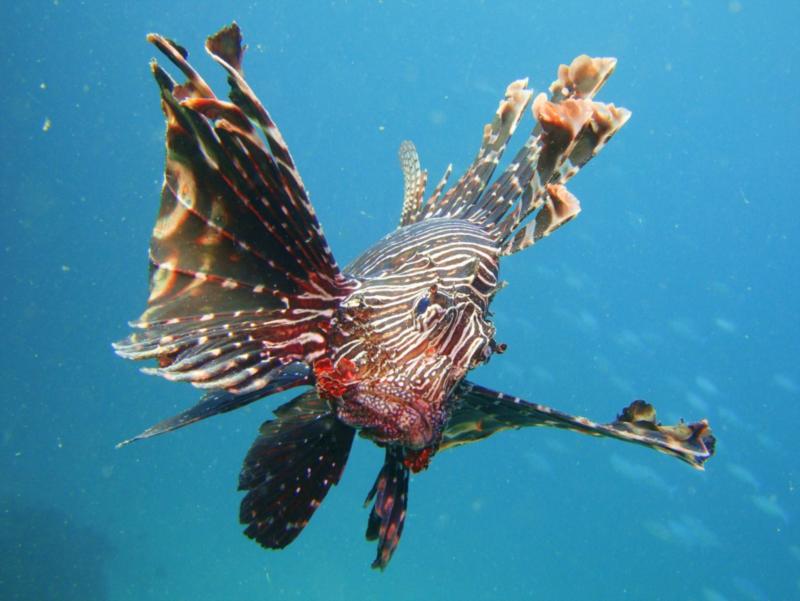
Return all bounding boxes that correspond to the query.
[398,141,427,226]
[394,56,629,260]
[115,363,310,447]
[442,381,715,469]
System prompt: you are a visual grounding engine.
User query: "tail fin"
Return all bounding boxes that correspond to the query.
[396,56,630,254]
[364,447,410,569]
[114,24,354,409]
[239,391,355,549]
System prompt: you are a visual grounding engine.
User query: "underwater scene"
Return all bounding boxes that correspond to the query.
[2,1,797,600]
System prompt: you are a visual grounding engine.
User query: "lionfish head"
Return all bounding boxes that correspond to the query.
[318,268,500,450]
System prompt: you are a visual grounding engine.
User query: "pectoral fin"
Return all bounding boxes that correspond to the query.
[441,381,715,469]
[116,362,310,447]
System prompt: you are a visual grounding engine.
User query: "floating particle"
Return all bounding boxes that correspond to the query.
[695,375,719,395]
[714,317,737,333]
[751,494,789,523]
[773,374,799,393]
[725,463,760,490]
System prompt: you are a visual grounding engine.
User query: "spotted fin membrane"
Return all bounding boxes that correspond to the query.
[239,391,355,549]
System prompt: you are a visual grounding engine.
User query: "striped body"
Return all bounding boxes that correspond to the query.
[330,218,500,449]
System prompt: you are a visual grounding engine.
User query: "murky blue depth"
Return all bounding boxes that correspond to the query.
[2,2,798,600]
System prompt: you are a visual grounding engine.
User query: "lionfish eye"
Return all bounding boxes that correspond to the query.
[414,296,430,316]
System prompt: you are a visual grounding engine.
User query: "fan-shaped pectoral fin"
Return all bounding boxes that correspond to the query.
[116,24,356,400]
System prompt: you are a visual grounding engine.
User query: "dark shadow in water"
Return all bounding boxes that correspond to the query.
[0,496,113,601]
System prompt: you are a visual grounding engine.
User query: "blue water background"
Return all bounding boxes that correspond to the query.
[2,1,798,599]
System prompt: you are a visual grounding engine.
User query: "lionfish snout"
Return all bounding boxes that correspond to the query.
[331,356,455,450]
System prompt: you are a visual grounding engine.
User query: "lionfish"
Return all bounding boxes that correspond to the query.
[114,23,715,569]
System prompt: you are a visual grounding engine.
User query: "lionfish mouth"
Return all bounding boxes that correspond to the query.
[402,397,436,449]
[314,356,445,449]
[341,381,440,450]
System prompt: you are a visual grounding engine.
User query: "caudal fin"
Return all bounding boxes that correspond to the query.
[238,391,355,549]
[114,24,355,421]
